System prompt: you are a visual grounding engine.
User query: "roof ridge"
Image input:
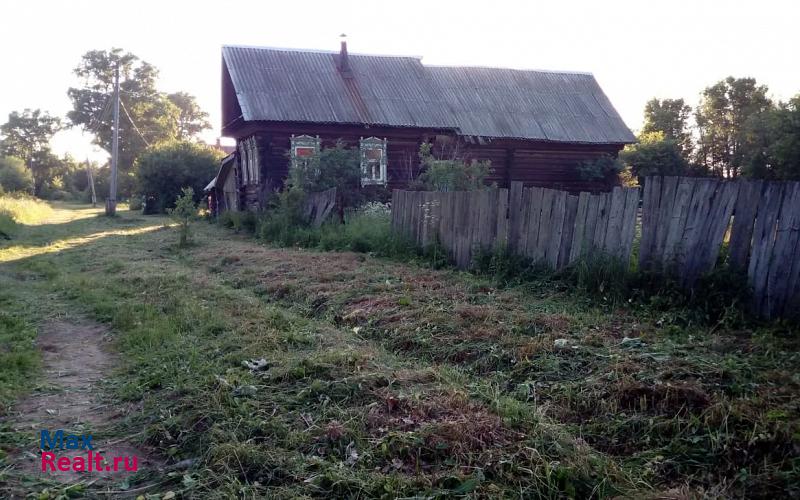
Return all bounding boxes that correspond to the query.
[222,44,423,60]
[425,64,593,77]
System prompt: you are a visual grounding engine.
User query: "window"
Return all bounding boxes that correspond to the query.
[360,137,387,185]
[290,135,320,169]
[237,136,259,185]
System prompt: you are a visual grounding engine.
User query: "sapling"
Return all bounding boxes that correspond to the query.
[169,187,197,247]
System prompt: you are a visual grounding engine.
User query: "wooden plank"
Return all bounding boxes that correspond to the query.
[524,187,543,259]
[535,188,554,263]
[696,181,739,278]
[748,182,784,316]
[517,187,532,256]
[767,182,800,318]
[783,183,800,319]
[592,192,610,253]
[729,179,763,271]
[496,188,509,249]
[639,176,662,271]
[653,176,680,263]
[679,179,716,285]
[603,186,625,256]
[661,177,694,269]
[508,182,524,254]
[583,194,600,258]
[558,194,579,269]
[620,187,640,262]
[547,190,567,269]
[569,191,591,263]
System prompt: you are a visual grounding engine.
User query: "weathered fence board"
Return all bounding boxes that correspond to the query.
[392,176,800,319]
[391,184,640,272]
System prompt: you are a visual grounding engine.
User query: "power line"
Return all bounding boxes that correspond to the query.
[119,99,151,147]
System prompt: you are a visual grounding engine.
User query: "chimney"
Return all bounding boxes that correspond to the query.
[338,33,352,77]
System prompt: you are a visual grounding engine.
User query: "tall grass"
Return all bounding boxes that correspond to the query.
[0,195,53,238]
[256,205,449,267]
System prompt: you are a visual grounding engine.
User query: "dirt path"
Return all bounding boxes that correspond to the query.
[4,319,156,495]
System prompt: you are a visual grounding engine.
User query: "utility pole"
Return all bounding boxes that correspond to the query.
[106,62,120,216]
[86,158,97,207]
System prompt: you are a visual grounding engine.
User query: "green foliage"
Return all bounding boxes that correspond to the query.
[642,98,693,156]
[0,156,33,193]
[168,187,197,247]
[167,91,211,141]
[0,109,63,195]
[742,94,800,181]
[218,210,258,234]
[576,154,623,181]
[136,140,223,213]
[416,142,492,191]
[67,49,211,197]
[289,142,364,210]
[256,203,448,267]
[694,77,773,178]
[619,131,690,179]
[0,194,52,226]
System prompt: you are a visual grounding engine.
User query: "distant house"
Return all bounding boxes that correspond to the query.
[209,41,634,212]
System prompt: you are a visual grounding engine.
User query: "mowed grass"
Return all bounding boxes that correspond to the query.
[1,203,798,498]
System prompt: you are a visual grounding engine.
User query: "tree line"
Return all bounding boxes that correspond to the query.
[0,48,221,210]
[622,76,800,182]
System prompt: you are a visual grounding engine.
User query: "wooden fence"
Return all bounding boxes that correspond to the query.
[391,183,640,270]
[391,177,800,319]
[640,177,800,319]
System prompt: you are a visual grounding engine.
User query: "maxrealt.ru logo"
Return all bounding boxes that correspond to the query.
[40,430,138,473]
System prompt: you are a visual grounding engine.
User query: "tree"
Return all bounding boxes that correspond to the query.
[0,156,34,193]
[619,131,689,180]
[0,109,62,195]
[694,77,773,177]
[167,92,211,140]
[642,98,693,157]
[136,140,222,213]
[743,94,800,180]
[67,48,180,193]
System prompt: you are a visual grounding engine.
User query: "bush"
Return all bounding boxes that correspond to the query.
[0,156,33,193]
[576,155,623,181]
[417,143,492,191]
[219,210,258,234]
[136,140,223,213]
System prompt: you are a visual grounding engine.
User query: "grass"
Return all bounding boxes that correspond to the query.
[0,194,53,226]
[1,202,798,498]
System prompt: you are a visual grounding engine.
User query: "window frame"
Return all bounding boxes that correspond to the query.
[290,135,321,169]
[360,136,388,186]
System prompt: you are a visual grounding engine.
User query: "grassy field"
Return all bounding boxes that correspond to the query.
[1,202,798,498]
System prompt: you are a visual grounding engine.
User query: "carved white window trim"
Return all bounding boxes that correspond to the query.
[290,135,320,169]
[360,137,387,186]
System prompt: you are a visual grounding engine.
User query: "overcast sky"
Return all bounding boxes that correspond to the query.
[1,0,798,162]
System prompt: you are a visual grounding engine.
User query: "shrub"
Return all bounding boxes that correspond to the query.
[168,187,197,247]
[0,156,33,193]
[576,155,623,181]
[289,142,365,214]
[417,143,492,191]
[136,140,223,213]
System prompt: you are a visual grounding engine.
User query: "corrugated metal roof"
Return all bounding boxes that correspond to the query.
[222,45,635,144]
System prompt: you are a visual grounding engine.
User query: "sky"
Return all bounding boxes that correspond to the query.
[1,0,798,163]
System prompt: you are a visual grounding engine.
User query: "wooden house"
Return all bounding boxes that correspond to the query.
[208,41,635,212]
